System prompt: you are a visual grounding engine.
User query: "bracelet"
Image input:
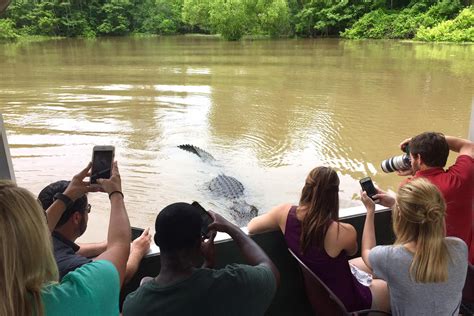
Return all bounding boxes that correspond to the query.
[109,191,124,200]
[53,192,74,209]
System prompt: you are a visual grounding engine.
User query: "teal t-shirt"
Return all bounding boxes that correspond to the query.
[122,264,277,316]
[42,260,120,316]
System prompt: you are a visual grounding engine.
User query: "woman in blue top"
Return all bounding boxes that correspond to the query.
[0,162,131,316]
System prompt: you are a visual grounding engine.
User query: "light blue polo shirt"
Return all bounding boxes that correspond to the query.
[42,260,120,316]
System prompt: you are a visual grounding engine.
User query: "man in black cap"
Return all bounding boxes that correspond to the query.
[38,180,151,282]
[122,202,280,316]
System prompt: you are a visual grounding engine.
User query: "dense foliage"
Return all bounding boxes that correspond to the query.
[415,7,474,41]
[0,0,472,41]
[342,0,467,39]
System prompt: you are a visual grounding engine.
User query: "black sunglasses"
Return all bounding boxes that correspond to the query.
[85,204,92,213]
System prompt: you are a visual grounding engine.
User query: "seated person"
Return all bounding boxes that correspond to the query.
[38,179,151,282]
[361,178,468,315]
[122,202,280,316]
[248,166,389,312]
[0,162,130,315]
[376,133,473,263]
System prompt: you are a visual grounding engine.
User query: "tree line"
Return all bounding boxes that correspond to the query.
[0,0,473,41]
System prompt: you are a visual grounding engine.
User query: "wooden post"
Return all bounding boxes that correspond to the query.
[0,113,15,181]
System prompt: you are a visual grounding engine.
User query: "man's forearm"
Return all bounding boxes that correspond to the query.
[445,136,474,156]
[123,250,142,284]
[227,226,269,265]
[226,226,280,284]
[77,241,107,258]
[108,195,131,247]
[46,200,67,232]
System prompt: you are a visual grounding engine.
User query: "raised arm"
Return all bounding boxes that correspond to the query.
[209,212,280,286]
[95,162,131,286]
[247,203,290,234]
[123,228,151,284]
[360,191,377,270]
[77,241,107,258]
[45,163,94,232]
[445,135,474,158]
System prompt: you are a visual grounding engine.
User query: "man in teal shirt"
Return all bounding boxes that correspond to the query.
[123,202,280,316]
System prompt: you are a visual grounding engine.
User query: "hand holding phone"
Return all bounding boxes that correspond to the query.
[91,146,115,184]
[359,177,380,203]
[191,201,214,239]
[131,227,145,241]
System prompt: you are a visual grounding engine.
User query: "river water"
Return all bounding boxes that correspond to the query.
[1,37,472,241]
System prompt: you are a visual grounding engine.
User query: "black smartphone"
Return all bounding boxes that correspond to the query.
[131,226,145,241]
[90,145,115,184]
[192,201,213,238]
[359,177,379,202]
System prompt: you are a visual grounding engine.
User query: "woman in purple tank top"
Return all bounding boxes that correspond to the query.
[248,166,390,312]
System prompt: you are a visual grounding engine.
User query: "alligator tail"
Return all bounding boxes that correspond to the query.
[178,144,216,162]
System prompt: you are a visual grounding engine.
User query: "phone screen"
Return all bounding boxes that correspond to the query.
[359,177,378,201]
[91,149,114,184]
[191,201,213,238]
[131,227,145,241]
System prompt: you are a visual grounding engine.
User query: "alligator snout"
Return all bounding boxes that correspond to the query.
[231,200,259,226]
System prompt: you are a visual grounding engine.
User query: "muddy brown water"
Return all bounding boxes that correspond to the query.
[1,37,472,242]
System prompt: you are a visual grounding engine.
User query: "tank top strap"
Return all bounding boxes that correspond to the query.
[289,205,297,217]
[285,205,300,235]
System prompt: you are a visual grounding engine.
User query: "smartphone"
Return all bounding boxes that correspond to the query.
[90,146,115,184]
[131,226,145,241]
[359,177,379,203]
[191,201,213,238]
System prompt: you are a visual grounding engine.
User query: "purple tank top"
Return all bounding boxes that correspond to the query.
[284,206,372,311]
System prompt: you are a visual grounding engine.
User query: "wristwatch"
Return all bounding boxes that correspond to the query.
[53,192,73,209]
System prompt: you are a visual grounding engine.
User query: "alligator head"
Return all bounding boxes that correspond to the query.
[209,175,258,225]
[231,200,259,227]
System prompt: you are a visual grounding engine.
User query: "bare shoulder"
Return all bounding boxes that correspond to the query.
[327,222,356,240]
[273,203,293,214]
[338,222,356,234]
[271,203,293,223]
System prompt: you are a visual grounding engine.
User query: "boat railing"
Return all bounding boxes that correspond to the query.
[0,114,15,182]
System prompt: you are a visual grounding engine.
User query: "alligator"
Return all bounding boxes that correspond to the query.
[178,144,258,225]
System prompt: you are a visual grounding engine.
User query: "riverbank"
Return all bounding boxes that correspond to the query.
[0,1,472,42]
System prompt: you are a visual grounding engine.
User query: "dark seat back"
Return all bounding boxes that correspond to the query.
[463,264,474,302]
[288,248,347,316]
[460,264,474,315]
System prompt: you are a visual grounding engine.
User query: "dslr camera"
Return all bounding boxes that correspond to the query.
[381,145,411,173]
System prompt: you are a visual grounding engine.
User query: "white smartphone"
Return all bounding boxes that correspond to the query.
[90,145,115,184]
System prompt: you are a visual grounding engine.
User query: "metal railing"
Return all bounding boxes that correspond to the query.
[0,113,15,181]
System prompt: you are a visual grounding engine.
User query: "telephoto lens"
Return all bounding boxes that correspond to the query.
[381,154,411,173]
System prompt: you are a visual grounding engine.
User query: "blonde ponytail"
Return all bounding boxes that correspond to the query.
[393,178,449,283]
[0,181,58,316]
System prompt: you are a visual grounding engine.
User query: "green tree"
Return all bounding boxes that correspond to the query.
[257,0,290,37]
[0,18,19,40]
[97,1,132,35]
[209,0,252,40]
[416,6,474,42]
[182,0,211,31]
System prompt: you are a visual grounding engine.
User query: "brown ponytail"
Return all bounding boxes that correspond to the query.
[299,167,340,254]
